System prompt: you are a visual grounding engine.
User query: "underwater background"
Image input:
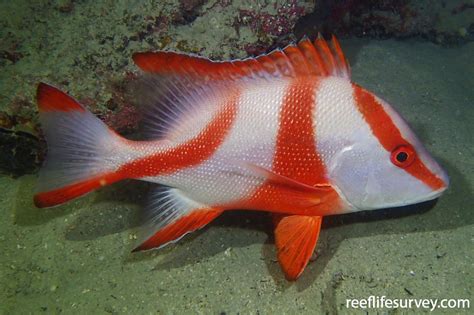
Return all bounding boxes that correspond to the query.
[0,0,472,313]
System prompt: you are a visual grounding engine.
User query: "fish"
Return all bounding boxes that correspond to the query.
[34,35,449,280]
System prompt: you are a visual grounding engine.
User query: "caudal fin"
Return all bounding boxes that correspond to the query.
[34,83,126,208]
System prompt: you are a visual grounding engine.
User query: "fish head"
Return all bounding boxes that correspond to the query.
[329,84,449,211]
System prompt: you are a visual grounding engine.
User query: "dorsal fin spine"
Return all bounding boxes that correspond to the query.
[297,40,324,76]
[282,46,310,76]
[133,34,351,81]
[307,40,329,76]
[315,36,337,76]
[330,35,350,79]
[270,51,294,77]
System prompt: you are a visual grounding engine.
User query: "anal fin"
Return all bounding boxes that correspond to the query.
[133,186,222,251]
[274,214,323,280]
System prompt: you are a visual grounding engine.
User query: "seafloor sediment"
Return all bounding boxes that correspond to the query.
[1,38,472,314]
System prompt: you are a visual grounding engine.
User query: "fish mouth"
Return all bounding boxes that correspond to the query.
[330,168,450,212]
[418,167,450,204]
[413,186,448,204]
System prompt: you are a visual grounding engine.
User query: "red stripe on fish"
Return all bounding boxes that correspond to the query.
[353,84,445,191]
[239,78,341,215]
[247,78,340,280]
[118,91,240,179]
[274,78,326,184]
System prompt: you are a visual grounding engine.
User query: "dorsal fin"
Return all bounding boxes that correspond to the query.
[133,74,237,141]
[133,34,351,80]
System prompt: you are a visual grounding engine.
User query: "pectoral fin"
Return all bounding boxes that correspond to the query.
[236,161,332,192]
[273,214,323,280]
[236,161,334,209]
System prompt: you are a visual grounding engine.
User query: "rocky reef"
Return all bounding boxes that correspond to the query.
[0,0,472,176]
[297,0,474,45]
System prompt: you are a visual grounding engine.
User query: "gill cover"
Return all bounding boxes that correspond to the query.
[328,85,448,211]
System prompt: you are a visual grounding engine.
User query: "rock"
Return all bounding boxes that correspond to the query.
[0,129,40,177]
[296,0,474,46]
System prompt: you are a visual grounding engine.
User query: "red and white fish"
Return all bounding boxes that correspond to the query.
[35,35,449,280]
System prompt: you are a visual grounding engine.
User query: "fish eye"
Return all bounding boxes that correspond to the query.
[390,145,415,168]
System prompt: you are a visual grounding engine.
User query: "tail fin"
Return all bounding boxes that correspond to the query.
[34,83,126,208]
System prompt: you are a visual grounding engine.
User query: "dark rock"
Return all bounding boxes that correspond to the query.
[0,50,24,64]
[0,129,41,177]
[295,0,474,46]
[178,0,207,24]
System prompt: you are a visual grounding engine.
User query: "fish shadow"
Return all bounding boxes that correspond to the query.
[63,180,147,241]
[125,210,274,266]
[13,175,88,226]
